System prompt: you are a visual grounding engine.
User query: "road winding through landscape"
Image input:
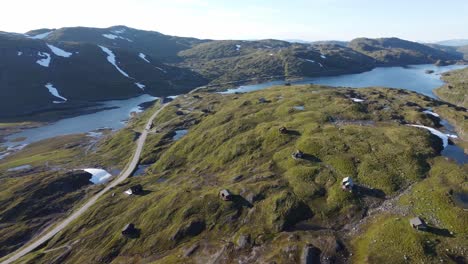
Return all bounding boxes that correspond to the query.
[1,101,168,264]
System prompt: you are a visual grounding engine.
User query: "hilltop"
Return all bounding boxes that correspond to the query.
[1,85,466,263]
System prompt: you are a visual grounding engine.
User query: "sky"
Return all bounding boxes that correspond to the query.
[1,0,467,42]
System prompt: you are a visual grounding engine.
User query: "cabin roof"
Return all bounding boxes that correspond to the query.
[410,217,424,226]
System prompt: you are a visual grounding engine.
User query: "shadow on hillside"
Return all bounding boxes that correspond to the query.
[125,228,141,239]
[135,190,152,196]
[231,195,253,208]
[301,154,322,163]
[354,185,385,199]
[426,227,454,237]
[284,130,301,136]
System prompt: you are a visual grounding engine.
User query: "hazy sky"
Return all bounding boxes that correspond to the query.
[1,0,467,42]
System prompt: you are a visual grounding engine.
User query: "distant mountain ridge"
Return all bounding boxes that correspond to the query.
[0,26,466,118]
[435,39,468,47]
[348,37,462,66]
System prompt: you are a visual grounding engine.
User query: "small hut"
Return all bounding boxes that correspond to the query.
[219,189,232,201]
[341,177,354,192]
[409,217,427,231]
[122,223,136,236]
[292,150,304,160]
[279,126,288,134]
[124,184,143,195]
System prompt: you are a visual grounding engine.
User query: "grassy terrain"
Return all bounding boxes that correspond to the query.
[352,157,467,264]
[0,104,159,258]
[11,85,466,263]
[435,67,468,108]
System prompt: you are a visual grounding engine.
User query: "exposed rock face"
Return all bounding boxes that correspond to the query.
[236,234,251,249]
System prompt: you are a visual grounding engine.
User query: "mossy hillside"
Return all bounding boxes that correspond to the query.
[0,105,156,258]
[352,157,468,264]
[25,85,468,263]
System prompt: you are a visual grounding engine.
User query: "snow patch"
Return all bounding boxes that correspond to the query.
[139,53,150,63]
[351,98,365,102]
[29,31,53,39]
[36,52,51,67]
[111,28,126,34]
[83,168,112,184]
[135,82,145,90]
[98,45,130,78]
[423,110,440,117]
[321,54,327,59]
[102,33,118,40]
[269,53,274,56]
[409,125,449,148]
[102,33,133,42]
[7,165,32,172]
[304,58,315,63]
[47,44,73,57]
[17,51,23,56]
[155,66,167,73]
[45,83,67,103]
[236,44,241,51]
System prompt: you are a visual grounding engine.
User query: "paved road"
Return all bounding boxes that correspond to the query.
[1,102,168,264]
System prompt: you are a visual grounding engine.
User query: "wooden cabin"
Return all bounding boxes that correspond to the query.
[341,177,354,192]
[219,189,232,201]
[124,184,143,195]
[292,150,304,159]
[410,217,427,231]
[279,126,288,134]
[122,223,136,236]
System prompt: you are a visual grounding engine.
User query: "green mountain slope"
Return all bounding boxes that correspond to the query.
[5,85,466,263]
[178,40,375,84]
[348,37,462,65]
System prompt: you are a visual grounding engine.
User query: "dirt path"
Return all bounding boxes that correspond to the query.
[1,102,168,264]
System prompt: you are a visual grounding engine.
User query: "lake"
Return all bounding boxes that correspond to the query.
[2,94,157,148]
[221,64,466,98]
